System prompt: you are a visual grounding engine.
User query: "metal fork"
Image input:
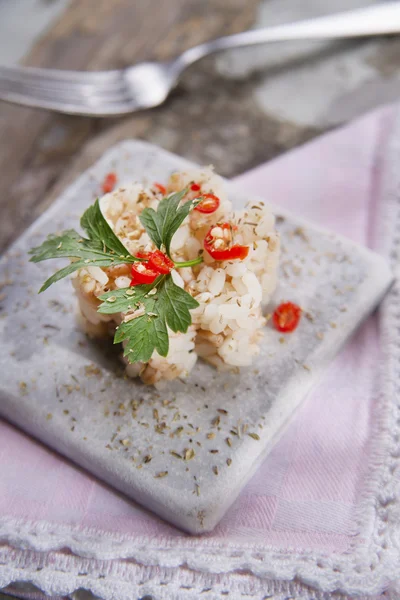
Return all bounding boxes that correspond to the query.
[1,2,400,117]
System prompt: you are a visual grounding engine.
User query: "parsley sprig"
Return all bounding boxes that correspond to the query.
[29,199,139,292]
[98,276,198,362]
[30,188,203,362]
[140,188,197,256]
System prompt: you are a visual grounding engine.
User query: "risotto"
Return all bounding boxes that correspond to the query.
[71,167,280,384]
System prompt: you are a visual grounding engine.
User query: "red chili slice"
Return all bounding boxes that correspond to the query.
[191,183,201,192]
[154,182,166,195]
[102,172,117,194]
[272,302,302,333]
[148,250,174,274]
[135,250,151,260]
[131,263,159,284]
[204,223,249,261]
[194,193,220,214]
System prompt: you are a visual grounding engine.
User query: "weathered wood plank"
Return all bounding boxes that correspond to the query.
[0,0,260,252]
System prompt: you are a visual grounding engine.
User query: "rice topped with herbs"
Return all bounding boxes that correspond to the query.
[30,167,280,385]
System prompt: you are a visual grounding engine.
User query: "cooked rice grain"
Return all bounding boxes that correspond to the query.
[74,167,280,384]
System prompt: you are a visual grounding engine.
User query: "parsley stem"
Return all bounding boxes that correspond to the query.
[173,256,204,269]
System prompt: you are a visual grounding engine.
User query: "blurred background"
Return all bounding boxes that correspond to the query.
[1,0,400,250]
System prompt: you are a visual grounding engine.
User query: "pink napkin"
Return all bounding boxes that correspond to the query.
[0,105,398,600]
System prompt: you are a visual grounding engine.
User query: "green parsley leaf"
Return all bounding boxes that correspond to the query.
[97,282,156,314]
[29,200,137,292]
[157,274,199,332]
[98,275,199,363]
[80,198,130,257]
[30,189,203,363]
[140,188,200,256]
[115,314,169,363]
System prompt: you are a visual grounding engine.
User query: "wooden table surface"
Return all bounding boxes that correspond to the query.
[2,0,400,255]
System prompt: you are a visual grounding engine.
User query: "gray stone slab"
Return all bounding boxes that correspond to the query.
[0,140,393,533]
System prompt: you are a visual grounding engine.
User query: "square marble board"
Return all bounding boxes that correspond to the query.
[0,141,393,534]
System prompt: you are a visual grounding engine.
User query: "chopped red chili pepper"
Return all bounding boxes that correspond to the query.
[148,250,174,274]
[194,193,220,214]
[135,250,151,260]
[204,223,249,261]
[273,302,302,333]
[154,182,167,195]
[131,249,174,283]
[130,262,159,285]
[191,183,201,192]
[101,172,117,194]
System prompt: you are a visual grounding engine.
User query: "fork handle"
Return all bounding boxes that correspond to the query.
[173,2,400,72]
